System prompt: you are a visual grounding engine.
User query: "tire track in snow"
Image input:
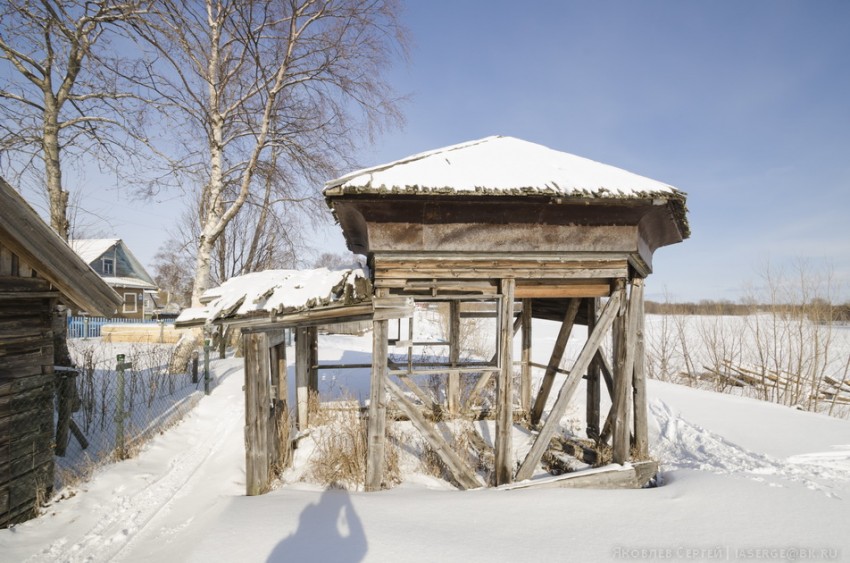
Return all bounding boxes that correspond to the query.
[650,399,850,497]
[28,394,243,563]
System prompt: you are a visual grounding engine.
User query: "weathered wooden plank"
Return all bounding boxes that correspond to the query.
[365,320,389,491]
[520,299,532,414]
[632,280,649,460]
[0,178,121,315]
[494,278,515,486]
[530,298,581,425]
[295,327,310,430]
[586,298,601,439]
[613,279,641,465]
[376,267,626,281]
[244,332,271,496]
[448,301,460,415]
[516,287,623,482]
[503,461,657,490]
[375,257,629,270]
[514,283,613,298]
[385,377,483,490]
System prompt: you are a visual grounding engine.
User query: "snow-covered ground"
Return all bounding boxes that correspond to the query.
[2,321,850,562]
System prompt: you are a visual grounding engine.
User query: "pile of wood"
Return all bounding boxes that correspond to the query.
[702,359,850,405]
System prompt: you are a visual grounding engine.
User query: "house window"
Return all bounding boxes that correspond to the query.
[102,258,114,275]
[123,292,137,314]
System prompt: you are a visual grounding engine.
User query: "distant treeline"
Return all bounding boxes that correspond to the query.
[645,299,850,322]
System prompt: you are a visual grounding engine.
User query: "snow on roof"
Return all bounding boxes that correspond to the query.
[102,276,158,290]
[176,267,371,326]
[69,238,119,264]
[324,136,682,199]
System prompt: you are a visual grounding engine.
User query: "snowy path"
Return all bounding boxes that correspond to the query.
[10,359,247,563]
[2,343,850,562]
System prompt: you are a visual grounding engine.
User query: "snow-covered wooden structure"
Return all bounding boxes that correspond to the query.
[181,136,689,494]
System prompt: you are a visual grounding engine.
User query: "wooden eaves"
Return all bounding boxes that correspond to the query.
[0,178,121,316]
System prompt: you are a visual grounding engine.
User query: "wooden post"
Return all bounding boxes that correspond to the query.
[494,278,515,486]
[54,372,74,456]
[585,298,601,439]
[295,327,310,430]
[244,332,271,495]
[530,298,580,425]
[613,279,640,465]
[520,299,532,415]
[516,288,623,482]
[191,350,199,384]
[308,326,319,409]
[365,319,389,491]
[632,279,649,459]
[448,300,460,415]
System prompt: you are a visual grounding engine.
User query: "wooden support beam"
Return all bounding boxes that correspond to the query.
[632,279,649,460]
[295,327,310,430]
[530,298,581,425]
[613,279,640,465]
[516,287,623,482]
[514,282,613,298]
[308,326,318,400]
[494,279,516,486]
[520,299,532,414]
[365,320,389,491]
[244,332,271,495]
[448,301,460,415]
[586,297,601,439]
[396,373,437,409]
[270,342,291,471]
[385,377,483,490]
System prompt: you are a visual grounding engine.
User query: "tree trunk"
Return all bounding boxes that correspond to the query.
[42,92,69,240]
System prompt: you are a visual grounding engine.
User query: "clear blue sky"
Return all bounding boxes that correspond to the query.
[47,1,850,302]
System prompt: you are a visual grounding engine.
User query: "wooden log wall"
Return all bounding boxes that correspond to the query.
[0,273,58,528]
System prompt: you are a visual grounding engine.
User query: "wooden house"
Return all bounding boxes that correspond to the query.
[0,178,122,527]
[69,239,159,319]
[182,136,690,494]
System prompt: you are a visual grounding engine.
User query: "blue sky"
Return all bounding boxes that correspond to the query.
[23,0,850,303]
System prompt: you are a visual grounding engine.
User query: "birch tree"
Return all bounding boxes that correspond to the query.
[133,0,405,306]
[0,0,149,240]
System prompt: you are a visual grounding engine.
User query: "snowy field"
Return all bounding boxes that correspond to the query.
[2,318,850,562]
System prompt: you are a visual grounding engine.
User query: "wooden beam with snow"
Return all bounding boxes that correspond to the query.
[516,287,623,482]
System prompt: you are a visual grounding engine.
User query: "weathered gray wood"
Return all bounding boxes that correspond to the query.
[464,315,522,410]
[365,319,389,491]
[516,288,623,482]
[504,460,657,490]
[632,279,649,460]
[295,327,310,430]
[308,326,318,403]
[494,278,515,486]
[448,300,460,414]
[243,332,271,496]
[613,279,641,464]
[530,298,581,425]
[520,299,532,414]
[586,297,601,439]
[395,373,436,410]
[0,178,121,316]
[385,377,483,490]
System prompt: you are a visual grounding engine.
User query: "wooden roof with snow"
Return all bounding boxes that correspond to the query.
[175,267,410,329]
[324,136,689,276]
[0,177,122,316]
